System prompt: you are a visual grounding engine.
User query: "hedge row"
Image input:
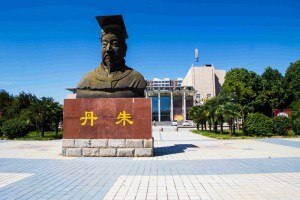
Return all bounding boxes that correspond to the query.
[243,113,299,136]
[1,118,30,139]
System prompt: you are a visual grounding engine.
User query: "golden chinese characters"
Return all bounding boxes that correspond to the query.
[80,111,98,126]
[115,111,134,126]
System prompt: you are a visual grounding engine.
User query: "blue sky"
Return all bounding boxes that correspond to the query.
[1,0,299,104]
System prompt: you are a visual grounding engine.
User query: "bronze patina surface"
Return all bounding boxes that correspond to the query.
[76,15,146,98]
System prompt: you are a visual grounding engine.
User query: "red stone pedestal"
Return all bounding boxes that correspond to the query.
[62,98,153,157]
[63,98,152,139]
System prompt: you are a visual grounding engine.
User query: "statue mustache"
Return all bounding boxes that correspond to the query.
[104,53,115,58]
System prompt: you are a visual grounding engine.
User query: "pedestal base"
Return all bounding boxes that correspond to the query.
[62,98,153,157]
[62,138,153,157]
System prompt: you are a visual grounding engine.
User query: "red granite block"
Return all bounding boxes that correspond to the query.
[63,99,81,118]
[132,118,152,138]
[97,119,117,138]
[63,117,81,139]
[63,98,151,139]
[133,98,152,119]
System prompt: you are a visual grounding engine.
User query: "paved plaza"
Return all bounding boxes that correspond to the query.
[1,127,300,200]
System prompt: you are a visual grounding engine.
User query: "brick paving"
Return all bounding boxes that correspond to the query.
[1,127,300,199]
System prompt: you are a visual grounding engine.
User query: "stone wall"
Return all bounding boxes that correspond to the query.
[62,138,153,157]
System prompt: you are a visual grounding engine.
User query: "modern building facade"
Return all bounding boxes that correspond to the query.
[146,78,196,122]
[147,78,183,87]
[181,64,226,105]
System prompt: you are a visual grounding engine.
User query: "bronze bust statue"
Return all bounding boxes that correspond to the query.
[76,15,146,98]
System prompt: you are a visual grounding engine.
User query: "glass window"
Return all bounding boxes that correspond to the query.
[150,96,170,121]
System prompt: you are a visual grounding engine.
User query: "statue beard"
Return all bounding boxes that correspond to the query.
[103,53,124,73]
[105,60,112,69]
[103,54,115,73]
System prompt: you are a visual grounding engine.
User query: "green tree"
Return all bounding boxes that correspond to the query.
[204,97,218,132]
[284,60,300,106]
[291,100,300,120]
[244,113,273,137]
[189,105,206,130]
[256,67,284,117]
[215,104,225,133]
[50,102,63,136]
[0,90,14,118]
[272,116,291,136]
[6,92,36,120]
[223,101,241,136]
[29,97,61,137]
[0,90,63,138]
[222,68,261,121]
[290,100,300,135]
[212,93,241,135]
[1,118,30,139]
[214,94,230,134]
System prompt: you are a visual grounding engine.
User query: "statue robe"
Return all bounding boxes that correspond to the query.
[76,63,146,98]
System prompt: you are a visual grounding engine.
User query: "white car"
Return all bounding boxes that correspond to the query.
[182,121,191,126]
[171,120,178,126]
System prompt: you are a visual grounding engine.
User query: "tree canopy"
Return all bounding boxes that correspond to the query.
[284,60,300,106]
[190,59,300,137]
[0,90,63,138]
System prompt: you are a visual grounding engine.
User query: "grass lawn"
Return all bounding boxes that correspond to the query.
[193,129,255,139]
[193,129,299,139]
[13,131,63,140]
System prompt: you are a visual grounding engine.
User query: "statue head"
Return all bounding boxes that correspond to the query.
[75,14,146,98]
[96,15,128,72]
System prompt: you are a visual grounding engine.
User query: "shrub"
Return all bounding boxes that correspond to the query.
[1,118,30,139]
[292,119,300,135]
[0,118,4,138]
[272,116,291,135]
[243,113,273,137]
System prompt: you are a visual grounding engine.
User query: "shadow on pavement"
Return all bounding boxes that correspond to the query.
[154,144,198,156]
[256,138,300,149]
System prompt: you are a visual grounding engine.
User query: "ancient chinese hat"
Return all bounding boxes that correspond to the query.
[96,15,128,39]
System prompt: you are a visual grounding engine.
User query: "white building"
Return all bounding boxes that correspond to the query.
[152,78,170,87]
[181,64,226,104]
[176,78,183,86]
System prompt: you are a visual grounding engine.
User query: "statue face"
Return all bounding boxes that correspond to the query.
[101,33,126,68]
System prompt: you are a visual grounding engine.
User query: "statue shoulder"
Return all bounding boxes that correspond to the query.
[76,68,98,89]
[124,66,145,80]
[124,66,146,88]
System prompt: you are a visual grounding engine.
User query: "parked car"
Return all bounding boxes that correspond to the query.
[182,121,191,126]
[171,120,178,126]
